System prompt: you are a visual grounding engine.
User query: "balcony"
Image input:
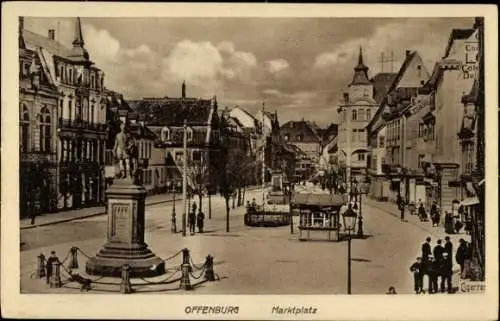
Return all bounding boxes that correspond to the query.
[59,118,107,131]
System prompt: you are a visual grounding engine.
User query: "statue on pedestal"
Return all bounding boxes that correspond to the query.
[113,122,139,183]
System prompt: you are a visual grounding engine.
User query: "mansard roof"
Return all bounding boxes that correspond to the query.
[128,96,215,126]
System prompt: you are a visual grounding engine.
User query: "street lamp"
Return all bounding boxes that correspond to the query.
[342,204,357,295]
[170,179,177,233]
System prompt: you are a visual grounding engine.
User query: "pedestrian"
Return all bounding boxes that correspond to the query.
[421,237,432,262]
[433,239,445,263]
[409,257,424,294]
[191,201,197,217]
[455,238,468,276]
[430,201,439,226]
[444,236,453,262]
[197,211,205,233]
[188,209,196,235]
[45,251,58,284]
[418,202,428,221]
[440,252,453,293]
[398,195,405,222]
[426,255,439,294]
[444,211,454,234]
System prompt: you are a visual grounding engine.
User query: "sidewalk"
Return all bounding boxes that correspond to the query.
[20,192,181,230]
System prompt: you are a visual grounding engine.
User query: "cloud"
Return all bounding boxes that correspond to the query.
[84,24,121,63]
[266,59,290,73]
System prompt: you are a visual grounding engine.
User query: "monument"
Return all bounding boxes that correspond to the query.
[86,123,165,277]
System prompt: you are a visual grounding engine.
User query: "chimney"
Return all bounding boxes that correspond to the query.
[406,50,410,57]
[48,29,55,40]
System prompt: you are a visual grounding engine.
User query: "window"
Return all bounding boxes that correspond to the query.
[39,106,51,153]
[175,151,183,163]
[59,65,64,82]
[351,129,357,142]
[358,153,365,161]
[358,129,365,142]
[20,104,30,152]
[68,98,73,122]
[417,65,422,77]
[418,155,425,169]
[352,109,357,121]
[366,109,371,121]
[90,104,94,124]
[462,143,475,174]
[68,68,73,84]
[186,127,193,141]
[359,109,365,121]
[379,135,385,148]
[343,110,347,122]
[296,134,302,141]
[90,74,95,89]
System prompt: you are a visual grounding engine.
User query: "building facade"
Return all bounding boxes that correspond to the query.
[19,27,59,217]
[21,17,108,212]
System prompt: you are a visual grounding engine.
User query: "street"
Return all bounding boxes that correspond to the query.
[20,189,468,295]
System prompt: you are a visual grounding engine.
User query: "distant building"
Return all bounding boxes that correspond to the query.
[20,17,108,213]
[129,83,220,194]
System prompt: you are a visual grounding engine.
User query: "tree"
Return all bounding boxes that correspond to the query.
[187,153,210,216]
[218,147,241,232]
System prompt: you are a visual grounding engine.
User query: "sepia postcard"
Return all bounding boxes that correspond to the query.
[1,2,498,320]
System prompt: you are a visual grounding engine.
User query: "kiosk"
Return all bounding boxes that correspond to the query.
[292,192,348,242]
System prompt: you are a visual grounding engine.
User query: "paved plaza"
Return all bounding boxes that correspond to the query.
[21,189,469,295]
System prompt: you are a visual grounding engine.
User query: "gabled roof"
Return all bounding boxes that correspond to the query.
[371,72,398,104]
[443,28,475,59]
[129,97,214,126]
[23,30,72,59]
[366,51,421,131]
[280,120,322,143]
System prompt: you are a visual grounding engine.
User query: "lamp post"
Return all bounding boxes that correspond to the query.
[357,183,365,238]
[171,179,177,233]
[342,204,357,295]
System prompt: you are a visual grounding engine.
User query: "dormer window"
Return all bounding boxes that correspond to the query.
[186,127,193,142]
[161,126,171,142]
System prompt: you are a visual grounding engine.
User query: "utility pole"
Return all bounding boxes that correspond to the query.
[261,103,266,206]
[378,51,395,73]
[182,119,188,237]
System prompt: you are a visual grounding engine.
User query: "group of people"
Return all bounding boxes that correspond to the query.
[409,236,472,294]
[186,201,205,234]
[410,199,468,235]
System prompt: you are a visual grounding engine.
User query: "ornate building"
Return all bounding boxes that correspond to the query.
[21,17,107,212]
[337,47,379,191]
[19,18,59,216]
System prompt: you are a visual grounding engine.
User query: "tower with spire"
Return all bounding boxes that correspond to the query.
[67,17,90,62]
[350,47,371,86]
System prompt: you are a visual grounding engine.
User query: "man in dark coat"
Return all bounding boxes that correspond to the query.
[418,202,428,221]
[426,256,439,294]
[421,237,432,262]
[45,251,58,284]
[430,201,439,226]
[398,195,405,222]
[444,236,453,262]
[197,211,205,233]
[455,238,468,275]
[433,239,444,263]
[440,252,453,293]
[188,209,196,235]
[409,257,424,294]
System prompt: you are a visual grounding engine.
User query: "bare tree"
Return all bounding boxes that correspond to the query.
[218,148,241,232]
[187,153,210,215]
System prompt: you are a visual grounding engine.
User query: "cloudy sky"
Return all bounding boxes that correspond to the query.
[24,17,473,125]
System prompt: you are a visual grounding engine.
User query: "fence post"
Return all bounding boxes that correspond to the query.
[36,253,46,278]
[68,247,79,270]
[120,264,133,294]
[49,260,62,288]
[204,255,215,281]
[180,248,192,290]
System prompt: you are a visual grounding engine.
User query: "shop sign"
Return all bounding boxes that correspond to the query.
[459,279,485,293]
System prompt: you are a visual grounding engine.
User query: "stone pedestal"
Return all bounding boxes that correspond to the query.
[86,178,165,277]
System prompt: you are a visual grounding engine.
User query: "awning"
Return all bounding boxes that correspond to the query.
[460,197,480,206]
[292,192,347,207]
